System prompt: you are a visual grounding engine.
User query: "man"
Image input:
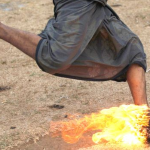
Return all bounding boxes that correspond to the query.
[0,0,148,105]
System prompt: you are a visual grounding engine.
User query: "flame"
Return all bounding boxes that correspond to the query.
[50,105,150,145]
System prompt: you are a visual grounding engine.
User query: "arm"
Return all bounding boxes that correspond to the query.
[127,64,148,106]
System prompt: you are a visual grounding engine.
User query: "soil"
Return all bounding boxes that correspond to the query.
[0,0,150,150]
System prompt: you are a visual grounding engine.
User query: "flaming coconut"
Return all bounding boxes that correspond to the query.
[50,105,150,145]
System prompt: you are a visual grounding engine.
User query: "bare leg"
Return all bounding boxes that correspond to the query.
[0,22,41,59]
[127,64,148,106]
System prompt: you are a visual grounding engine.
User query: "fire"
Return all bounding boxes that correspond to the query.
[50,105,150,145]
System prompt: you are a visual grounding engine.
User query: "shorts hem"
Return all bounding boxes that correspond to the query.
[35,38,46,72]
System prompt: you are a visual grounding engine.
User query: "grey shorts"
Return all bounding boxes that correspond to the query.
[36,0,146,82]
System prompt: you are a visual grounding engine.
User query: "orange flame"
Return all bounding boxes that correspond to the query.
[50,105,150,145]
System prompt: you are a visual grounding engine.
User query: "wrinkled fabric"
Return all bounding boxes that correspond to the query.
[36,0,146,82]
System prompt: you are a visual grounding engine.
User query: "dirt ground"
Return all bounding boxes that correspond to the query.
[0,0,150,150]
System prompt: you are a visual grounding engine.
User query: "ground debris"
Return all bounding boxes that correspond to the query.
[48,104,65,109]
[110,4,122,7]
[0,86,11,92]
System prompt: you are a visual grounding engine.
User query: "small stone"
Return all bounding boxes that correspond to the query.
[10,127,16,129]
[48,104,65,109]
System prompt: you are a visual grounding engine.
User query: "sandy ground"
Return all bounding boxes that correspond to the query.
[0,0,150,149]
